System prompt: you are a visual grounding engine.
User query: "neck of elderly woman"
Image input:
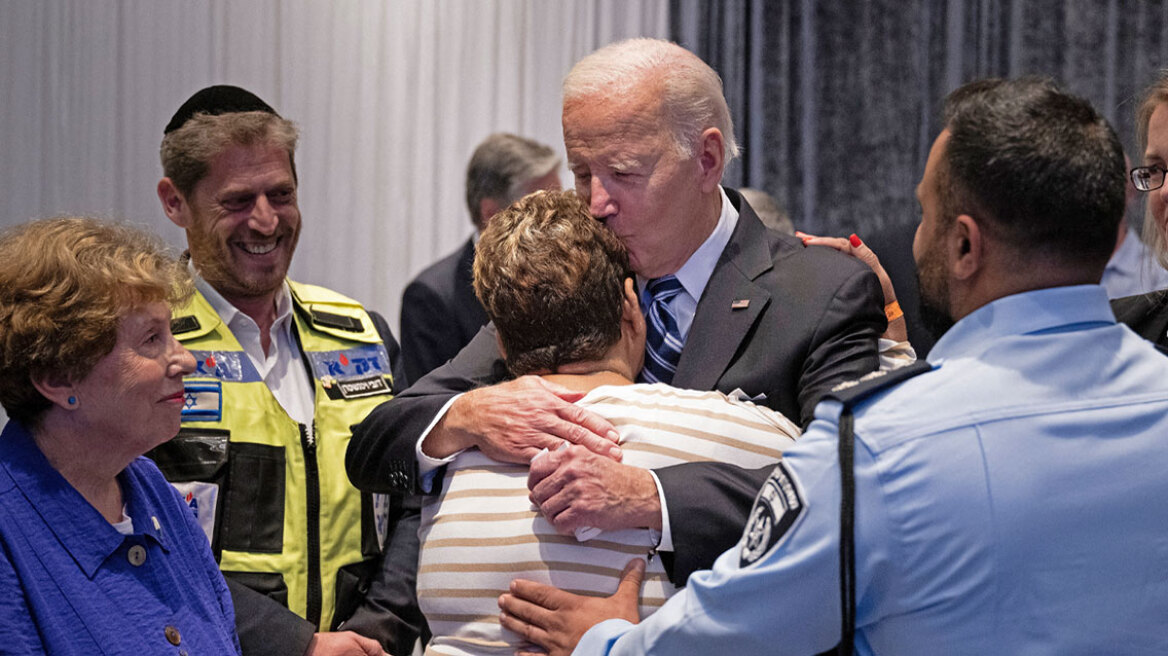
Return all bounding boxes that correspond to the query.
[31,412,127,523]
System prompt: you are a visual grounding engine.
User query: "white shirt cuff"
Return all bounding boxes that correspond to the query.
[648,469,673,552]
[415,394,466,493]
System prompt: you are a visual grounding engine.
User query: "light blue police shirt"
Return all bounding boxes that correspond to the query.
[576,284,1168,655]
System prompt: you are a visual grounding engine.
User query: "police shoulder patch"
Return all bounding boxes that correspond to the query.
[740,461,806,568]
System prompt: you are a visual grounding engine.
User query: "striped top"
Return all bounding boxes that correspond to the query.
[418,383,801,655]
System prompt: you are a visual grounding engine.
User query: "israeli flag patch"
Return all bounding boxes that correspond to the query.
[181,381,223,422]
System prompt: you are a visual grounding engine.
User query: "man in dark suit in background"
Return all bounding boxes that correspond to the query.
[399,133,561,384]
[348,38,885,583]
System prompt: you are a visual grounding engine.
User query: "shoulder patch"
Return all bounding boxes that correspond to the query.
[826,360,932,408]
[740,461,806,567]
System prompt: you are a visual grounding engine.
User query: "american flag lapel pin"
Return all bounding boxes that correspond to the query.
[731,299,750,310]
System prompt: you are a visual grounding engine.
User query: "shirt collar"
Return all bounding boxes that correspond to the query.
[640,185,739,300]
[1104,228,1141,277]
[0,422,169,579]
[190,262,294,339]
[926,285,1115,365]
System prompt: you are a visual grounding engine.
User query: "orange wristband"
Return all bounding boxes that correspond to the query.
[884,300,903,322]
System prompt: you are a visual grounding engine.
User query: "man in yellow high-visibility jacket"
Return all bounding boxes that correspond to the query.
[151,85,423,656]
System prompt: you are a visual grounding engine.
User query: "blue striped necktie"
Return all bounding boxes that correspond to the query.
[638,275,685,385]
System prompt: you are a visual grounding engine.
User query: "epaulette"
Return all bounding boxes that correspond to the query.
[824,360,933,409]
[170,315,201,336]
[308,308,364,333]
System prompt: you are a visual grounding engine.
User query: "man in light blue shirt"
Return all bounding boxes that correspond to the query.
[497,78,1168,655]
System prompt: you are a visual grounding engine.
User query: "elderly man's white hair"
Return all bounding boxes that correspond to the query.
[563,38,740,162]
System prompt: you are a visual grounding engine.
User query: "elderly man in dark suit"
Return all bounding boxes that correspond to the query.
[399,133,562,384]
[348,38,885,583]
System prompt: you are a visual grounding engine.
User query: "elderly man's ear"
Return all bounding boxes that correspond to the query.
[696,128,726,193]
[156,178,193,229]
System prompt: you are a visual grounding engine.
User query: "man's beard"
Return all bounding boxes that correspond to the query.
[186,221,297,300]
[916,287,955,343]
[914,246,955,343]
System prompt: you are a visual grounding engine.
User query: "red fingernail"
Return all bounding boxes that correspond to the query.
[849,234,862,248]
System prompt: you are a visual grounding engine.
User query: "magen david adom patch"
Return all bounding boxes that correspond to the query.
[740,461,806,567]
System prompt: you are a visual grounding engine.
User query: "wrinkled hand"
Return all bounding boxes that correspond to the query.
[797,231,906,342]
[304,631,387,656]
[529,444,662,533]
[499,558,646,656]
[423,376,621,464]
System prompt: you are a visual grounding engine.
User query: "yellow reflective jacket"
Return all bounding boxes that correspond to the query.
[150,281,397,630]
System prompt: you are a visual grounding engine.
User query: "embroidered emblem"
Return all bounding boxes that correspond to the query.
[740,461,805,567]
[187,351,261,383]
[181,381,223,422]
[306,344,393,399]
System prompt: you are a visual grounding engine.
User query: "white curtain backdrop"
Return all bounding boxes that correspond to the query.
[0,0,670,338]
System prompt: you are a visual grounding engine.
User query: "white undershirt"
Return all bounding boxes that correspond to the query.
[112,506,133,535]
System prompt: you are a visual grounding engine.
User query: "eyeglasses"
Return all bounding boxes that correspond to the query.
[1131,165,1168,192]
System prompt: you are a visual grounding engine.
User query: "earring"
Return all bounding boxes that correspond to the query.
[67,396,77,406]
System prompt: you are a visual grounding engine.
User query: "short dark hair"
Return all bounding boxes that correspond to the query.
[473,190,632,376]
[940,77,1125,269]
[160,111,299,199]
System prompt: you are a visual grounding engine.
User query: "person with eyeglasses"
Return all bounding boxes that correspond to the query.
[1099,152,1168,299]
[1113,71,1168,348]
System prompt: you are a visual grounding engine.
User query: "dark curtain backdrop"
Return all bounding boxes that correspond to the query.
[672,0,1168,236]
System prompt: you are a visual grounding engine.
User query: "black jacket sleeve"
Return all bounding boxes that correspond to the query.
[653,464,775,585]
[371,311,409,392]
[337,494,429,655]
[793,265,886,426]
[347,323,508,494]
[228,578,316,656]
[328,311,427,653]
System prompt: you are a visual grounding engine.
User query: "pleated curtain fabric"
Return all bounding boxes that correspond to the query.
[672,0,1168,238]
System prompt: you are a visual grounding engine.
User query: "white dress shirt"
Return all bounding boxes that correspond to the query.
[193,270,315,430]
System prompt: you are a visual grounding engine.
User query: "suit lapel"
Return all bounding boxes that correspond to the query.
[673,191,774,390]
